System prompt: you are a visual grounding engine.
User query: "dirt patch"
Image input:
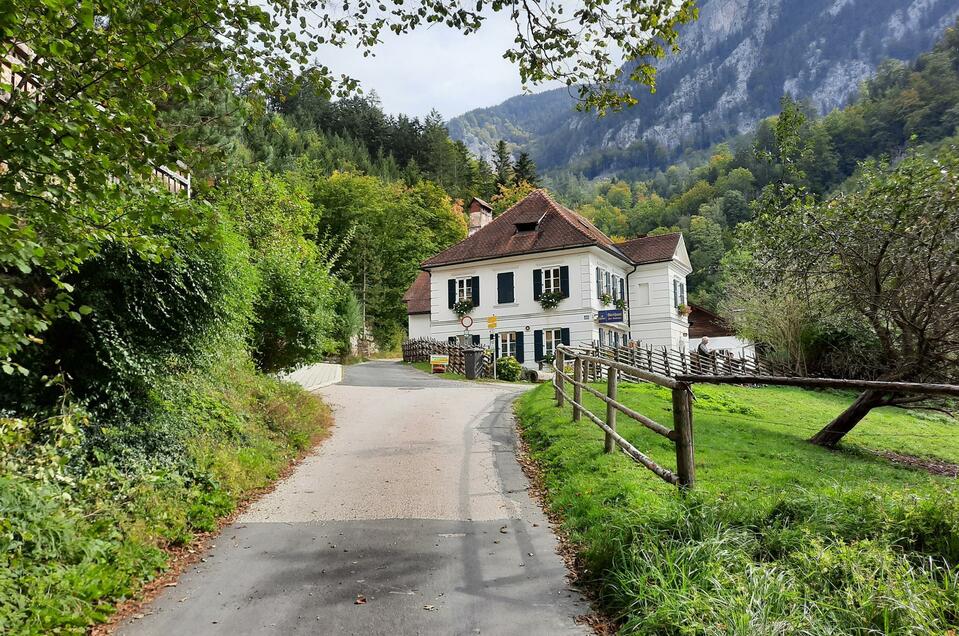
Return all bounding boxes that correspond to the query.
[874,449,959,478]
[512,403,617,636]
[91,418,334,635]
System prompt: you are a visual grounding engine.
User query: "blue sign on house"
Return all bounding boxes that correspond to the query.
[598,309,624,324]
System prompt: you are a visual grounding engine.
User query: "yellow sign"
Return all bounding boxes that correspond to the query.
[486,315,497,329]
[430,354,449,373]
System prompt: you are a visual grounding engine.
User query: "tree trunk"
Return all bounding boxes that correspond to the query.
[808,389,888,448]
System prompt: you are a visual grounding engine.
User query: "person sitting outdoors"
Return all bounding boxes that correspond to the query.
[697,336,710,356]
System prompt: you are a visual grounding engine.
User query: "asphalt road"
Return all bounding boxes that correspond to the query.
[120,361,589,635]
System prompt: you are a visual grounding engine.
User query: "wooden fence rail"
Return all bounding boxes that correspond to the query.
[595,342,781,379]
[402,338,493,377]
[553,345,695,489]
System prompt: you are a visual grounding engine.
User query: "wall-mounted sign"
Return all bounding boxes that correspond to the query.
[430,354,449,373]
[598,309,625,324]
[486,315,497,329]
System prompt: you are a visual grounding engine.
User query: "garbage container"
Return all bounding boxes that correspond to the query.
[463,347,485,380]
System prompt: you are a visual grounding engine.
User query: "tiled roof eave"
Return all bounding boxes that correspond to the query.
[423,241,633,269]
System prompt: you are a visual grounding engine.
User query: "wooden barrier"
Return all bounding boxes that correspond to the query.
[553,345,694,489]
[402,338,493,377]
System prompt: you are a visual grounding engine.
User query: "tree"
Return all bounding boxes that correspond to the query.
[744,151,959,447]
[0,0,697,373]
[513,152,539,186]
[493,140,514,188]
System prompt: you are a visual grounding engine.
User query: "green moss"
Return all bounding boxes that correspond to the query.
[516,383,959,634]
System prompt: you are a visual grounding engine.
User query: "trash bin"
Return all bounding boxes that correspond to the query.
[463,347,485,380]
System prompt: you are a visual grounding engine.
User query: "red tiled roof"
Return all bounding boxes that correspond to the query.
[423,189,627,268]
[403,271,431,314]
[614,233,682,265]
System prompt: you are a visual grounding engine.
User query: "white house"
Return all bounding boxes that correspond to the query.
[403,190,693,368]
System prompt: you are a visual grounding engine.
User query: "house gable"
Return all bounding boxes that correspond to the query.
[422,189,630,269]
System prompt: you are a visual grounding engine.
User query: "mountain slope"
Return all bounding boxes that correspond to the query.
[449,0,959,177]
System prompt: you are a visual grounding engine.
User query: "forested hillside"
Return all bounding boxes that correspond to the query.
[450,0,959,176]
[0,8,486,632]
[546,22,959,314]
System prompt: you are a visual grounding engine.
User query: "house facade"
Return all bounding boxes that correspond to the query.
[403,190,692,368]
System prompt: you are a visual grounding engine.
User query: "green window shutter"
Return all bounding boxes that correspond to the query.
[448,279,456,309]
[515,332,525,363]
[471,276,480,307]
[497,272,514,304]
[560,266,570,298]
[561,328,570,346]
[533,330,543,361]
[596,267,602,299]
[533,269,542,300]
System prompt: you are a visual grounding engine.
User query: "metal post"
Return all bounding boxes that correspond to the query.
[672,382,695,489]
[605,367,617,453]
[573,358,583,422]
[555,348,565,407]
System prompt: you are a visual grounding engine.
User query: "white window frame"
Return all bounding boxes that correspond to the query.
[544,329,563,358]
[598,266,624,300]
[455,277,473,303]
[542,266,562,295]
[498,332,516,359]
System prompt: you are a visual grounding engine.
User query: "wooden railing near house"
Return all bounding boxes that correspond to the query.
[402,338,493,377]
[594,342,781,379]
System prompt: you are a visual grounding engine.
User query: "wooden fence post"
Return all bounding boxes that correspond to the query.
[605,367,618,453]
[672,382,695,489]
[573,358,583,422]
[555,349,566,407]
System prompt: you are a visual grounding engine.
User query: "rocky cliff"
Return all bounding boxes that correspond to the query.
[449,0,959,176]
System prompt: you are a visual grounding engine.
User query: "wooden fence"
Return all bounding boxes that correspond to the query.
[553,345,695,489]
[402,338,493,377]
[553,344,959,491]
[595,342,780,379]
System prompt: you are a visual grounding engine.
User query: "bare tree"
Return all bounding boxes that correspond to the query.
[743,150,959,447]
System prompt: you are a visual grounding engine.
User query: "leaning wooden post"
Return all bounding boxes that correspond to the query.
[555,348,566,408]
[605,367,618,453]
[672,382,695,490]
[572,358,583,422]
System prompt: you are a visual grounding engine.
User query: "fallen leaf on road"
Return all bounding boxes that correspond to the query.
[355,595,367,605]
[164,582,177,587]
[423,605,438,611]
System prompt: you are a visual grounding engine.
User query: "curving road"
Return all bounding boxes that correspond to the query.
[120,361,589,635]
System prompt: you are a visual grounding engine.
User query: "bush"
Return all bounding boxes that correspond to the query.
[251,240,334,372]
[496,356,523,381]
[0,363,331,634]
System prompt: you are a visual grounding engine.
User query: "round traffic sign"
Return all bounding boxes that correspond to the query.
[460,315,474,329]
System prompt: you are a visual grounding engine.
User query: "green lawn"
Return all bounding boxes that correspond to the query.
[516,382,959,634]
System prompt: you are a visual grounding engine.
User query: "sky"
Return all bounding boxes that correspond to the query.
[317,12,553,120]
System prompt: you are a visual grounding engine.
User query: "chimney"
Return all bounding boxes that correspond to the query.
[467,197,493,236]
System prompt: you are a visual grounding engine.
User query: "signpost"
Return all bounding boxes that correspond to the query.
[598,309,625,324]
[430,354,449,374]
[486,315,497,329]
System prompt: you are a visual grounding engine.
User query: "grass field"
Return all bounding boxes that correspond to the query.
[516,381,959,634]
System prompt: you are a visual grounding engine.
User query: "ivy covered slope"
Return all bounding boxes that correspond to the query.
[0,187,339,634]
[516,382,959,634]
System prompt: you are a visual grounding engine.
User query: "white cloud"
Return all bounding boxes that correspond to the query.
[315,12,550,120]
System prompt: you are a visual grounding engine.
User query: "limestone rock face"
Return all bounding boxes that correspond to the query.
[448,0,959,175]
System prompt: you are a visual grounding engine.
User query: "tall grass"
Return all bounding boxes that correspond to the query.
[516,383,959,634]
